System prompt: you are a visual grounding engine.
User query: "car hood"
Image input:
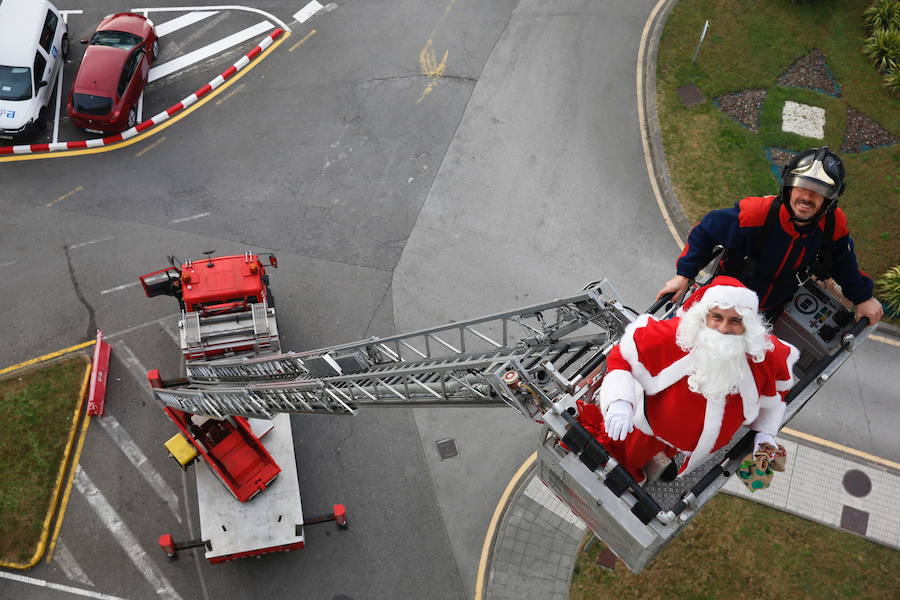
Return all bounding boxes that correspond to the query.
[0,98,34,130]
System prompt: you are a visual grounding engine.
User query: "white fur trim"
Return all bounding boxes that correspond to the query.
[700,285,759,313]
[631,380,653,436]
[643,355,692,395]
[750,400,786,435]
[757,394,782,409]
[737,356,760,425]
[776,341,801,391]
[599,370,636,413]
[679,398,725,477]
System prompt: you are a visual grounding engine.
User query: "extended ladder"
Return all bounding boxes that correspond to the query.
[152,282,633,421]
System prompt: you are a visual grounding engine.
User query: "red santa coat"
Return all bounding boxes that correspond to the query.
[596,314,798,480]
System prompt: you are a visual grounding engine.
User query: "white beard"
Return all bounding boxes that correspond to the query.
[686,328,747,402]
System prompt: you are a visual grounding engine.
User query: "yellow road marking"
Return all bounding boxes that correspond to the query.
[781,427,900,470]
[215,83,246,105]
[46,186,84,208]
[0,31,291,162]
[417,39,449,103]
[0,340,96,376]
[288,28,316,52]
[135,135,166,157]
[46,360,93,563]
[870,333,900,347]
[474,452,537,600]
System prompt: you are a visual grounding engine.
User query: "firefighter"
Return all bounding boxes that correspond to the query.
[655,147,884,324]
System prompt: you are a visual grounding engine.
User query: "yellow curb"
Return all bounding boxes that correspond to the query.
[0,340,96,376]
[781,427,900,471]
[0,30,291,162]
[474,452,537,600]
[0,355,91,569]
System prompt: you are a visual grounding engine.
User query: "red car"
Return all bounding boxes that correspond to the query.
[66,13,157,134]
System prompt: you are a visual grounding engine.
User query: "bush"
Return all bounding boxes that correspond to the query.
[884,68,900,95]
[876,265,900,315]
[863,27,900,72]
[863,0,900,33]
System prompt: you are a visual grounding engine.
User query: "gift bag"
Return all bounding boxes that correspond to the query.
[736,442,787,492]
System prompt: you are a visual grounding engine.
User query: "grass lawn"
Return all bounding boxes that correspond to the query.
[656,0,899,282]
[0,355,90,565]
[571,493,900,600]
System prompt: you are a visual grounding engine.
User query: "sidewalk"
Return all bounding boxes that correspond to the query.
[483,435,900,599]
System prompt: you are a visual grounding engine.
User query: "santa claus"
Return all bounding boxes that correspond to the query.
[580,276,799,484]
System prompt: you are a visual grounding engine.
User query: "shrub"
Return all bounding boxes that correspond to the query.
[863,27,900,72]
[884,68,900,95]
[876,265,900,315]
[863,0,900,34]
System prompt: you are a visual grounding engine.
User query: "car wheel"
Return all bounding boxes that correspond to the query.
[127,107,137,129]
[152,39,159,62]
[36,107,48,130]
[61,35,69,59]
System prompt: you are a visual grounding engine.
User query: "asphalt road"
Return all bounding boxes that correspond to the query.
[1,1,897,599]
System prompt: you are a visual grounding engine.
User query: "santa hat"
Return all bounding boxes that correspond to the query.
[677,276,760,316]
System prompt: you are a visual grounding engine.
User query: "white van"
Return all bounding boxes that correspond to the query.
[0,0,68,138]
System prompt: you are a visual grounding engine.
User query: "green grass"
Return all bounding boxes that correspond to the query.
[571,494,900,600]
[657,0,899,283]
[0,356,88,564]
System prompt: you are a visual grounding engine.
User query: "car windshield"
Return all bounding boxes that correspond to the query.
[72,93,112,116]
[90,30,142,50]
[0,65,33,101]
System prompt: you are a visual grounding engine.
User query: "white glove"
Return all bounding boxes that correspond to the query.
[604,400,634,441]
[753,432,777,454]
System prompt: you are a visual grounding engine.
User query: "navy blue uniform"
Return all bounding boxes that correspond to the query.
[676,196,874,313]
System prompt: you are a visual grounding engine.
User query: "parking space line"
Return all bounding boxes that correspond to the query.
[156,10,219,37]
[47,185,84,208]
[294,1,324,23]
[133,5,291,31]
[97,412,183,524]
[135,135,166,157]
[0,571,128,600]
[74,467,183,600]
[100,281,140,295]
[70,236,115,250]
[149,20,274,82]
[53,538,95,587]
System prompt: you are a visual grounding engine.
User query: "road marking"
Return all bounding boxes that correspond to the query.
[135,135,167,157]
[0,340,95,375]
[0,571,128,600]
[132,4,291,31]
[59,10,83,15]
[53,538,95,587]
[170,211,210,224]
[870,333,900,347]
[0,260,15,268]
[47,185,84,208]
[100,281,140,295]
[74,467,183,600]
[781,427,900,470]
[294,1,324,23]
[215,82,245,104]
[181,470,211,600]
[475,452,537,600]
[70,236,115,250]
[288,29,316,52]
[417,39,448,103]
[98,411,183,523]
[155,11,219,37]
[149,20,274,82]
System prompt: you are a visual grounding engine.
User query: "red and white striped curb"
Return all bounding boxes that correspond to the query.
[0,28,285,156]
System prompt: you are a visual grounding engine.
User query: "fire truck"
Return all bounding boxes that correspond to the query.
[142,251,871,572]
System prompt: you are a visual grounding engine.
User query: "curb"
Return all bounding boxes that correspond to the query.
[0,28,285,157]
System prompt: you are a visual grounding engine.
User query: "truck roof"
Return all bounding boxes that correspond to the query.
[181,254,266,310]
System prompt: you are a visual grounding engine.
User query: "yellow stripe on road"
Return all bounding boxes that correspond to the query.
[288,29,316,52]
[781,427,900,471]
[870,333,900,347]
[47,186,84,208]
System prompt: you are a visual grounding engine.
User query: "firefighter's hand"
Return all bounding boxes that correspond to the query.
[854,297,883,326]
[656,275,691,303]
[604,400,634,441]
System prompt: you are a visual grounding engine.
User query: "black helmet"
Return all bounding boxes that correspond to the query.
[780,147,846,210]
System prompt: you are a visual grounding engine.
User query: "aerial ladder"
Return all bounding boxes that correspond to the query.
[148,269,872,572]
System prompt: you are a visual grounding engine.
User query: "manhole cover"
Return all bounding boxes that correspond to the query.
[436,438,458,460]
[842,469,872,497]
[676,83,705,107]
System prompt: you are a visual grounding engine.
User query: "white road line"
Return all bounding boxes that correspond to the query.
[112,340,153,391]
[155,11,219,37]
[131,5,291,31]
[59,10,83,15]
[294,1,324,23]
[53,538,96,587]
[98,412,182,523]
[169,212,210,223]
[74,467,183,600]
[0,570,126,600]
[53,48,63,143]
[149,20,274,82]
[70,236,115,250]
[0,260,15,269]
[181,470,211,600]
[100,281,140,295]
